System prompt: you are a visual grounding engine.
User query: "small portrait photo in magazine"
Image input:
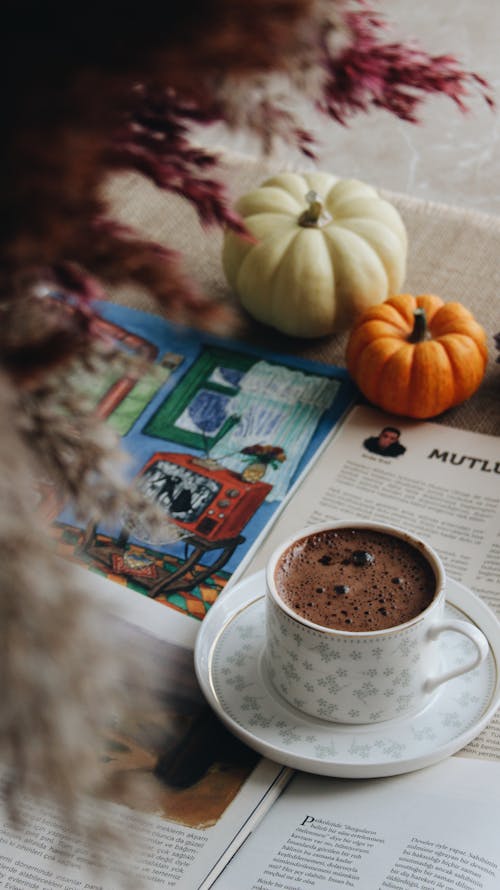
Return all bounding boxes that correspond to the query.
[363,426,407,458]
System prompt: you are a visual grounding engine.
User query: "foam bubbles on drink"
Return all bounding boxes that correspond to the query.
[275,528,436,632]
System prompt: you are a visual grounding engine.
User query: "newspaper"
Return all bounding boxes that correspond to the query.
[210,403,500,890]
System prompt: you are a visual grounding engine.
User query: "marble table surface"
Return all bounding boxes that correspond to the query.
[196,0,500,216]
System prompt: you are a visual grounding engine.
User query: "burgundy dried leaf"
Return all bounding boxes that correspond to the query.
[107,86,250,236]
[319,4,494,124]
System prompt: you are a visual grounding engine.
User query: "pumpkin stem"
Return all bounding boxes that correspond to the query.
[298,190,332,228]
[408,307,427,343]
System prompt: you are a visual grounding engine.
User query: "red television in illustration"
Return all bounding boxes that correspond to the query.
[137,452,272,542]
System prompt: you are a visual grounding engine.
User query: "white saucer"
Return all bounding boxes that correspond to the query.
[194,571,500,778]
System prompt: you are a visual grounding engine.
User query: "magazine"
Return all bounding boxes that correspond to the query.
[245,403,500,758]
[3,311,500,888]
[0,597,292,890]
[0,302,356,890]
[48,300,355,619]
[208,403,500,890]
[213,758,500,889]
[245,403,500,631]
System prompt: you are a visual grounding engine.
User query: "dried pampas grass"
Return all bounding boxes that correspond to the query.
[0,366,159,845]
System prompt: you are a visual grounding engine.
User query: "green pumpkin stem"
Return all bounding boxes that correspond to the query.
[298,190,332,228]
[408,307,427,343]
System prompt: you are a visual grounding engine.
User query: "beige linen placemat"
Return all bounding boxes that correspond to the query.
[105,152,500,435]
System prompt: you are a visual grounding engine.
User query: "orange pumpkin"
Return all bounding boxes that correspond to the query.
[345,293,488,419]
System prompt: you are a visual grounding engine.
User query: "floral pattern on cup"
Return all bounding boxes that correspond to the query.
[210,597,494,765]
[266,596,438,723]
[265,521,489,724]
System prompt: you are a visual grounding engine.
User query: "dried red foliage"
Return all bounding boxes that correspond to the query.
[320,4,493,123]
[1,0,319,381]
[0,0,493,384]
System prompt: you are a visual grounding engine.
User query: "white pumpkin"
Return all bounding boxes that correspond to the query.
[222,172,408,337]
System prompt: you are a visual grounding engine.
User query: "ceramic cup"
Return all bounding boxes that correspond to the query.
[265,521,489,724]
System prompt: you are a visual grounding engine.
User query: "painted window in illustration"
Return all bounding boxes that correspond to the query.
[144,347,254,449]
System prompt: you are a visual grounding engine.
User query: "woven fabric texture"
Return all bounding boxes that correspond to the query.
[105,152,500,435]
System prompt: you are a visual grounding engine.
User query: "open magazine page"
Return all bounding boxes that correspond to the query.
[0,574,292,890]
[205,402,500,890]
[46,298,355,622]
[212,758,500,890]
[0,303,359,890]
[244,403,500,761]
[0,758,290,890]
[0,302,358,887]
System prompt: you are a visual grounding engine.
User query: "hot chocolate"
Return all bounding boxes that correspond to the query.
[274,527,436,632]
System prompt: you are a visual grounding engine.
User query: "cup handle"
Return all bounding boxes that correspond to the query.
[424,620,489,694]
